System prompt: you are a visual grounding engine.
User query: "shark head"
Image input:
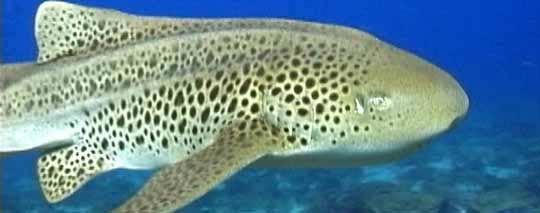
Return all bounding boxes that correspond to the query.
[256,38,469,167]
[342,44,469,160]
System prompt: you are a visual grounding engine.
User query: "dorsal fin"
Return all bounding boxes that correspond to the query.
[35,1,369,63]
[35,1,189,63]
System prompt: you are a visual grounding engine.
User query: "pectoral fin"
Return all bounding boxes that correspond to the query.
[114,119,289,212]
[37,143,116,203]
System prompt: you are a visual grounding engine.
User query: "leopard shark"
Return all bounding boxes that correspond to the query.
[0,1,468,212]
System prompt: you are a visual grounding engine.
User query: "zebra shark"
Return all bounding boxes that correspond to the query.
[0,1,468,212]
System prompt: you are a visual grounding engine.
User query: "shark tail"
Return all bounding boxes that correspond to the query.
[0,62,35,91]
[0,62,81,154]
[0,62,37,156]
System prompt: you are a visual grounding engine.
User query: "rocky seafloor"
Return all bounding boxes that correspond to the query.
[2,101,540,213]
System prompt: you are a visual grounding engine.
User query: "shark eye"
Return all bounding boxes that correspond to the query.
[368,96,393,111]
[355,97,365,114]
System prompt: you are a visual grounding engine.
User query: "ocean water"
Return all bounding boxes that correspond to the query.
[1,0,539,212]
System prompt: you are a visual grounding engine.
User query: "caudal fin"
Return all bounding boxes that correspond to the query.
[37,143,115,203]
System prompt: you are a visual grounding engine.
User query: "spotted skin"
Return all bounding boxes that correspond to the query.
[3,1,469,212]
[115,119,291,212]
[36,30,376,202]
[0,25,374,153]
[1,1,380,154]
[35,1,370,64]
[2,0,377,126]
[38,142,113,202]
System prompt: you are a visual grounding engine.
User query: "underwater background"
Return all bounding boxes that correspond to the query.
[1,0,539,212]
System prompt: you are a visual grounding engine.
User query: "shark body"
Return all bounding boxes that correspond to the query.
[0,2,469,212]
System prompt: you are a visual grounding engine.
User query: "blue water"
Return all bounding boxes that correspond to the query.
[2,0,540,212]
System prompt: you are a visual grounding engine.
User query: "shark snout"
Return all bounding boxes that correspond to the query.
[446,90,468,131]
[432,70,469,131]
[453,84,469,124]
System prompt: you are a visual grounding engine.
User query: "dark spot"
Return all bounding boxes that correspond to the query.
[284,83,291,91]
[242,64,251,75]
[271,87,281,96]
[200,108,210,123]
[119,141,125,150]
[101,139,109,149]
[289,71,299,81]
[164,103,171,115]
[153,115,161,126]
[342,86,349,94]
[136,136,145,145]
[209,86,219,100]
[333,117,341,124]
[302,96,311,104]
[241,98,249,107]
[285,94,294,103]
[161,138,169,148]
[178,119,186,133]
[329,93,339,101]
[321,126,327,133]
[276,73,286,83]
[250,90,258,98]
[250,104,260,114]
[77,168,85,176]
[313,62,322,69]
[315,104,324,114]
[189,107,197,118]
[227,98,237,113]
[116,116,125,127]
[285,110,292,116]
[321,87,328,94]
[306,78,315,89]
[301,67,310,75]
[194,78,204,90]
[197,93,205,105]
[298,108,309,116]
[144,111,152,124]
[291,58,301,67]
[171,110,178,120]
[300,138,308,145]
[206,52,215,64]
[239,79,251,94]
[169,64,179,73]
[215,70,224,80]
[76,39,85,47]
[174,91,184,106]
[293,85,303,94]
[287,136,296,143]
[120,32,129,40]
